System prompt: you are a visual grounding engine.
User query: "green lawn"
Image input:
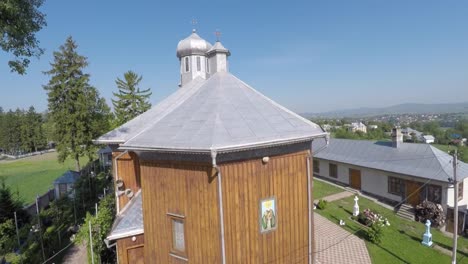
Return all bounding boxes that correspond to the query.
[0,152,88,204]
[313,178,343,200]
[433,144,468,163]
[316,195,468,264]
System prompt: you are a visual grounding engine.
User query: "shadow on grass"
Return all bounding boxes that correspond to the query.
[399,229,468,259]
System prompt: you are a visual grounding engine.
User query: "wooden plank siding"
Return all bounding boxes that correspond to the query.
[113,152,141,210]
[139,150,312,264]
[219,150,310,263]
[140,161,221,263]
[117,234,145,264]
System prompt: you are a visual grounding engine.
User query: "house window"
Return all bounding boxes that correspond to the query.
[185,57,190,72]
[329,163,337,178]
[388,176,403,195]
[196,56,201,71]
[168,213,186,258]
[459,181,464,201]
[206,58,209,72]
[426,184,442,204]
[313,159,320,174]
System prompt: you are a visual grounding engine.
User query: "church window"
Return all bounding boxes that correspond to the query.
[185,57,189,72]
[168,213,186,258]
[196,56,201,71]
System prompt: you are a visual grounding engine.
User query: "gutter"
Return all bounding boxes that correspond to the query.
[118,133,329,154]
[211,150,226,264]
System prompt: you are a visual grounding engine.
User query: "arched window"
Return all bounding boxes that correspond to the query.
[185,57,189,72]
[206,58,209,73]
[196,56,201,72]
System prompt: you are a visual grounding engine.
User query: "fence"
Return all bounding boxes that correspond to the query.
[24,189,56,216]
[1,149,55,160]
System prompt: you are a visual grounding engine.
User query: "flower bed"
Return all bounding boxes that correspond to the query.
[357,208,390,227]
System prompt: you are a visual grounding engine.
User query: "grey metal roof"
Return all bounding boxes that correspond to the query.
[53,170,80,184]
[207,41,230,56]
[313,138,468,182]
[96,72,326,153]
[107,191,143,240]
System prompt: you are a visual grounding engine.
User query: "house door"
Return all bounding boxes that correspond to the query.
[405,181,421,206]
[349,169,361,190]
[127,246,144,264]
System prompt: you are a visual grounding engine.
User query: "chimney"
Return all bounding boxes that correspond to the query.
[392,126,403,148]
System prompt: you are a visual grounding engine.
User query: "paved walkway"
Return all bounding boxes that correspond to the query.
[314,190,355,204]
[314,213,372,264]
[61,243,87,264]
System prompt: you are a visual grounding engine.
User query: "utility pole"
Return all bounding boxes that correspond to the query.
[14,212,20,248]
[36,195,46,262]
[89,221,95,264]
[452,149,458,264]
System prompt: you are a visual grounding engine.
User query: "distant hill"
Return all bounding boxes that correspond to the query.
[303,102,468,118]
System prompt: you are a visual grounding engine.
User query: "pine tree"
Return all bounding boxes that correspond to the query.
[21,106,45,152]
[0,178,22,223]
[112,71,152,127]
[43,36,111,171]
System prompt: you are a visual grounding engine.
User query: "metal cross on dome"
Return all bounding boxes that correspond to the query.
[191,18,198,32]
[215,30,222,41]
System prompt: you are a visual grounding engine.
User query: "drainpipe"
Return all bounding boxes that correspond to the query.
[212,150,226,264]
[307,141,313,264]
[114,150,129,214]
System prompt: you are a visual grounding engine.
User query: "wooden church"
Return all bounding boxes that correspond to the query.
[95,29,327,264]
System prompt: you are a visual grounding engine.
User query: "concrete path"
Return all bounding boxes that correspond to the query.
[314,190,355,204]
[314,213,372,264]
[60,243,87,264]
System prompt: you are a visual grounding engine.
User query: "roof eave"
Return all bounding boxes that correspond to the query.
[119,133,328,154]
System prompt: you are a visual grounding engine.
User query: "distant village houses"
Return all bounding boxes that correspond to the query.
[348,122,367,133]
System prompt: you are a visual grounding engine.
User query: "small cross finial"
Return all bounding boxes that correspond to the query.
[215,30,221,41]
[191,18,198,32]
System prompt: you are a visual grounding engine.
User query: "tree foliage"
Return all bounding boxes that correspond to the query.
[112,70,152,127]
[0,107,46,154]
[0,0,47,74]
[76,194,116,263]
[0,177,24,223]
[43,36,111,171]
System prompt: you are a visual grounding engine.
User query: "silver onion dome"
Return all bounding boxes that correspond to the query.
[176,30,212,58]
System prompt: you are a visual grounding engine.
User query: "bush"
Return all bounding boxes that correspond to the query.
[317,199,328,210]
[415,200,445,227]
[365,222,384,244]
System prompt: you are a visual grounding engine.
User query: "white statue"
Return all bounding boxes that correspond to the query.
[353,196,360,216]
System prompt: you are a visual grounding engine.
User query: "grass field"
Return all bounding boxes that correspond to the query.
[0,152,88,204]
[314,178,343,200]
[316,195,468,264]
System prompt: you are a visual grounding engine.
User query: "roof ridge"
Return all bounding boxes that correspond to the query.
[123,77,208,145]
[229,73,326,135]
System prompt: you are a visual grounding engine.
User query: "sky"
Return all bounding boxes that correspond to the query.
[1,0,468,113]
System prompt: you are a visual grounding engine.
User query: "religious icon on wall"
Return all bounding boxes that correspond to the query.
[260,197,277,233]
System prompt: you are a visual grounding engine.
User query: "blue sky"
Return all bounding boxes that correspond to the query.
[1,0,468,113]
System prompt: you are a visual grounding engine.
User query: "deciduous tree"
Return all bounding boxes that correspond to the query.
[0,0,47,74]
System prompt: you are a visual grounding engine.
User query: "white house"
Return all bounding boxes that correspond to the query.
[313,127,468,233]
[348,122,367,133]
[421,135,435,144]
[53,170,80,199]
